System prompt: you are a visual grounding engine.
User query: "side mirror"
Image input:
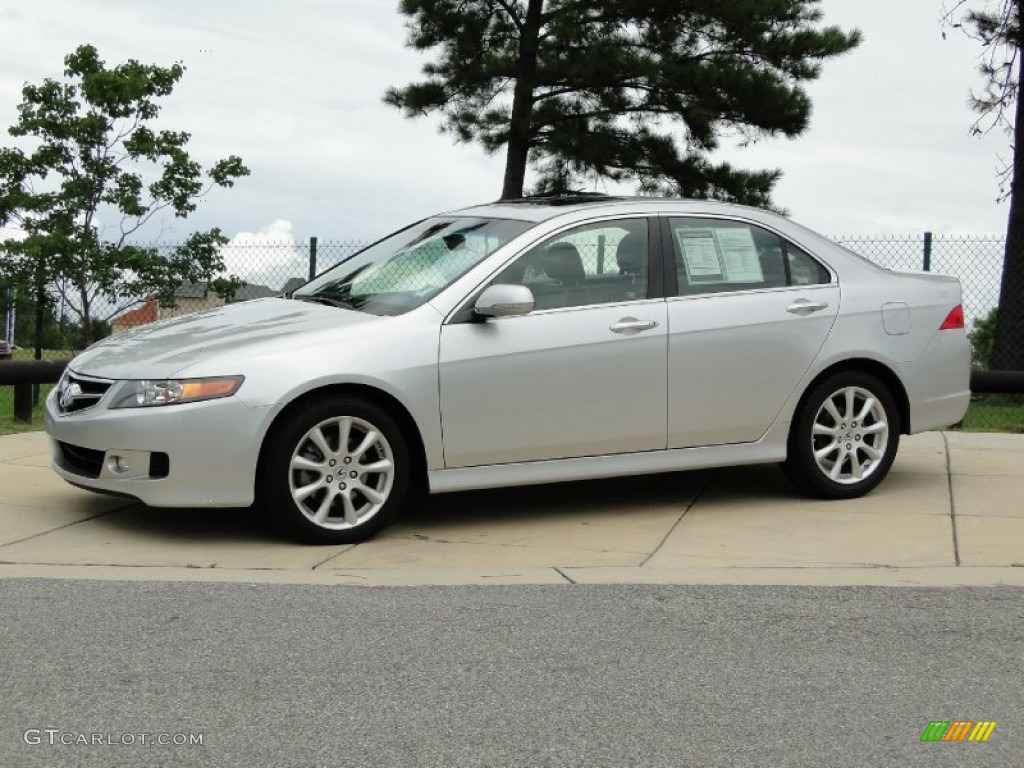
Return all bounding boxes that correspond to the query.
[473,284,535,318]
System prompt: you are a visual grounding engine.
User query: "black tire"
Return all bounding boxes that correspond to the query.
[783,371,901,499]
[259,396,411,544]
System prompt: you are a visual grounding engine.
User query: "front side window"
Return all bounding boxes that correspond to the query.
[492,219,650,310]
[669,218,830,296]
[294,217,532,315]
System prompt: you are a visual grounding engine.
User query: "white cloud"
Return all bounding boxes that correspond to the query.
[219,219,308,291]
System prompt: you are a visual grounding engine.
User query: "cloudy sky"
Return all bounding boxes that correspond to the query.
[0,0,1013,259]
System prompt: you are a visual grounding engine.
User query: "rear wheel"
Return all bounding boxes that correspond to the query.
[260,397,410,543]
[784,372,900,499]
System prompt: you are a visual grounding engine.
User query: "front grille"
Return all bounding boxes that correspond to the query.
[56,371,113,414]
[57,441,105,478]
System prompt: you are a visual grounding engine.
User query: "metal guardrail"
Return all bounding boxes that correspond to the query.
[2,359,1023,425]
[0,360,70,421]
[970,370,1024,394]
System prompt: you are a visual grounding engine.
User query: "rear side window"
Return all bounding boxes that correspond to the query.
[668,218,830,296]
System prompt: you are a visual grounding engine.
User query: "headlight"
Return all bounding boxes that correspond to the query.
[109,376,244,408]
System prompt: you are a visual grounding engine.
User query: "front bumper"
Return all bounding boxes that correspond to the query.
[44,387,277,507]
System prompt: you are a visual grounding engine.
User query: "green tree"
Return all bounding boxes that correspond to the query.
[385,0,860,202]
[969,306,998,367]
[944,0,1024,370]
[0,44,249,344]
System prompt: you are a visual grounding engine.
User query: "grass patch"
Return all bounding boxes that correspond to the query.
[0,383,54,435]
[0,411,46,435]
[955,394,1024,433]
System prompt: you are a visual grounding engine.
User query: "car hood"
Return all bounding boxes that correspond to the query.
[71,298,382,379]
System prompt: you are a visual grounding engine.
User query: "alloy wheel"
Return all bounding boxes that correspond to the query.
[288,416,395,530]
[810,385,890,485]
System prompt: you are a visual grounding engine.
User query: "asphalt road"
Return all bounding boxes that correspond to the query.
[1,580,1021,768]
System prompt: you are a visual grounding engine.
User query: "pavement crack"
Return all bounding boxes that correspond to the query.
[942,432,961,567]
[553,567,576,584]
[310,547,356,570]
[639,469,716,567]
[0,506,127,549]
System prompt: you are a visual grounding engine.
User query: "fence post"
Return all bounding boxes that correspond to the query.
[33,268,44,406]
[923,231,932,272]
[308,236,318,281]
[14,384,32,422]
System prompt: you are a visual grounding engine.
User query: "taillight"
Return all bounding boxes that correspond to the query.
[939,305,964,330]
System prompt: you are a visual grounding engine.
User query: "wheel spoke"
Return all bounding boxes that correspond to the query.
[359,458,393,474]
[815,441,839,460]
[813,422,839,437]
[337,417,352,455]
[353,430,379,458]
[313,490,334,523]
[862,421,887,435]
[358,485,386,505]
[291,455,324,472]
[843,388,856,421]
[308,427,332,461]
[849,452,864,479]
[294,479,324,502]
[860,443,882,461]
[823,399,843,426]
[855,397,877,423]
[341,491,358,525]
[828,451,846,480]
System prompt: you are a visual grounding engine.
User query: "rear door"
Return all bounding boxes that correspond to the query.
[663,216,840,448]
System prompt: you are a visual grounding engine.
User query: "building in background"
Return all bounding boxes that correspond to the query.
[109,279,301,334]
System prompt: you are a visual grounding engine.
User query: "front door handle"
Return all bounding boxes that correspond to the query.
[786,299,830,315]
[610,318,659,335]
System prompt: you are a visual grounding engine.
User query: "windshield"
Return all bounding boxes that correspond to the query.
[293,216,532,315]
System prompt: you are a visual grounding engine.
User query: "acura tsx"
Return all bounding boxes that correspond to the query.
[45,197,971,543]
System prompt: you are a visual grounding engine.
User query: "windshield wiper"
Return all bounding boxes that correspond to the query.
[293,294,355,309]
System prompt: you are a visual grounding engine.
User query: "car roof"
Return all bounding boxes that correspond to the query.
[437,194,889,280]
[444,195,772,223]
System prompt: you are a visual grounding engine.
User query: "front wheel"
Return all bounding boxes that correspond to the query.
[260,397,411,543]
[783,372,901,499]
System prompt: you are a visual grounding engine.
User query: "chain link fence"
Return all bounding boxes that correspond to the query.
[3,233,1022,432]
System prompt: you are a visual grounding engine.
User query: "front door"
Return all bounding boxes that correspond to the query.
[438,217,668,468]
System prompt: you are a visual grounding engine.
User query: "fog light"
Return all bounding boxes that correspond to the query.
[107,454,130,474]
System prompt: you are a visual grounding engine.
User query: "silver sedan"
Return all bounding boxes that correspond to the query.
[45,197,971,543]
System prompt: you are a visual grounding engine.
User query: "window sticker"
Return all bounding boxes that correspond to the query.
[677,230,724,282]
[714,227,763,283]
[676,224,765,284]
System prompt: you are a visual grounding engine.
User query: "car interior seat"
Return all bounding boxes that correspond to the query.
[541,242,587,308]
[615,231,647,298]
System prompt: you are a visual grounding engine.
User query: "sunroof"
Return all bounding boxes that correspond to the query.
[497,193,626,207]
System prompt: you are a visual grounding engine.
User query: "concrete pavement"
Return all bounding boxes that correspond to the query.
[1,429,1022,586]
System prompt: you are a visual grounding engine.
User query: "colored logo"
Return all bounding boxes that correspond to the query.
[920,721,996,742]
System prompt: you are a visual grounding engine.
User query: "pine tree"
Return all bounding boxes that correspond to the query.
[385,0,860,204]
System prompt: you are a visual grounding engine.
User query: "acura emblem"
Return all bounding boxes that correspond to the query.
[60,381,82,411]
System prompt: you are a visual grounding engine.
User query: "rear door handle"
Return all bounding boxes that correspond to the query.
[610,318,659,334]
[786,299,830,315]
